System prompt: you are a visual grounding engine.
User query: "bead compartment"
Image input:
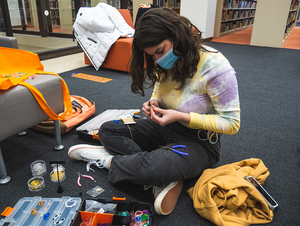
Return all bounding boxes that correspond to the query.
[31,160,47,177]
[27,176,45,192]
[50,164,66,182]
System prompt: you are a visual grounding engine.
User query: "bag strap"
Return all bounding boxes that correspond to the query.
[19,71,73,120]
[0,48,72,120]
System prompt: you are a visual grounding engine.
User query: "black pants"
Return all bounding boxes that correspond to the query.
[99,118,220,187]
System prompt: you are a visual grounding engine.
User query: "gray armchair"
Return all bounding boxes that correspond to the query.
[0,36,18,48]
[0,36,64,184]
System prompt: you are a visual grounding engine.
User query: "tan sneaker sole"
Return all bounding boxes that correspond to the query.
[154,180,183,215]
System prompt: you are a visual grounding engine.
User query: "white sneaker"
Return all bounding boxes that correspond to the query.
[68,144,113,171]
[153,181,183,215]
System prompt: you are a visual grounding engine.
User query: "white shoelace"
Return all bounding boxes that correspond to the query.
[81,155,109,172]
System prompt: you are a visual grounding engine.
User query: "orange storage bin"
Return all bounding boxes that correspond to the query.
[71,198,153,226]
[79,211,114,226]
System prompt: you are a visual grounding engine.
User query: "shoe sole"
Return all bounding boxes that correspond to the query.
[68,144,106,160]
[154,181,183,215]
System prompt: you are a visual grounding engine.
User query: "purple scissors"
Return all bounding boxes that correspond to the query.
[160,145,189,156]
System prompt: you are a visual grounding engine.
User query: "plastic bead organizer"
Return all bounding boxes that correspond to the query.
[0,196,81,226]
[71,199,153,226]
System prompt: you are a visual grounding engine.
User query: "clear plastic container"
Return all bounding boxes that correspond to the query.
[50,164,66,182]
[27,176,45,192]
[30,160,47,177]
[0,196,82,226]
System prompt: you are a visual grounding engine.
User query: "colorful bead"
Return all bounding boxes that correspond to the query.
[141,214,149,221]
[31,208,38,216]
[135,215,142,223]
[43,213,50,220]
[38,201,44,207]
[142,210,149,215]
[120,211,128,216]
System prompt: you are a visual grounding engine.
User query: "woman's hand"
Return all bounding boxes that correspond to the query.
[150,106,191,127]
[142,99,158,118]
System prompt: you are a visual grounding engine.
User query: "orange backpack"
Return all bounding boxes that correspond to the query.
[0,47,72,120]
[32,95,95,134]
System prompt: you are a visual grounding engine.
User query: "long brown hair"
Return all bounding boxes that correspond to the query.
[129,8,203,96]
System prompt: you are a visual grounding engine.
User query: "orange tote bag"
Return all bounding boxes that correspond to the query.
[0,47,72,120]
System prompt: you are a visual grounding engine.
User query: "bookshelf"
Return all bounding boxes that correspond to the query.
[81,0,91,6]
[283,0,300,41]
[250,0,297,48]
[70,0,127,27]
[132,0,217,40]
[132,0,180,24]
[107,0,121,8]
[24,0,33,27]
[214,0,257,38]
[49,0,60,27]
[153,0,181,13]
[72,0,76,23]
[71,0,94,24]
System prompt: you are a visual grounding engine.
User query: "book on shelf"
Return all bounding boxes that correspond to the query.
[115,0,120,9]
[216,0,257,36]
[50,1,58,8]
[220,17,254,33]
[51,18,60,26]
[81,0,90,7]
[222,9,255,22]
[50,10,59,18]
[223,0,230,8]
[154,0,180,8]
[291,0,299,10]
[223,0,257,9]
[285,0,299,30]
[107,0,121,9]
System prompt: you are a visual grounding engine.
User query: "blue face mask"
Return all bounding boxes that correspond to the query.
[155,47,179,70]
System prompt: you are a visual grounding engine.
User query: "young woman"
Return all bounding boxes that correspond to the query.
[68,8,240,215]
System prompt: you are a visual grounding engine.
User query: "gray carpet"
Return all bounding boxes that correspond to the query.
[0,42,299,225]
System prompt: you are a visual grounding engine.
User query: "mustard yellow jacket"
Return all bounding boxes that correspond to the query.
[187,158,274,226]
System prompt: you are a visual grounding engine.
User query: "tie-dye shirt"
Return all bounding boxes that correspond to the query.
[150,45,240,135]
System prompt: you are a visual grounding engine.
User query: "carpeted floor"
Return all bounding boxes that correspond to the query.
[0,42,300,225]
[211,24,300,50]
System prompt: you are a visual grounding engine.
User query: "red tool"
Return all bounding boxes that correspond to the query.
[76,172,95,187]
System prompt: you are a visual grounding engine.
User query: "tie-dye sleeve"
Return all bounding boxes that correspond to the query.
[188,53,240,135]
[150,81,159,101]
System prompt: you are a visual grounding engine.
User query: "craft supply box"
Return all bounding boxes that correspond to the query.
[0,196,81,226]
[1,197,152,226]
[76,109,140,145]
[72,198,153,226]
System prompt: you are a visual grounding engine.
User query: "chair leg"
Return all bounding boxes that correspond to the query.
[18,131,27,136]
[0,146,11,184]
[53,120,64,151]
